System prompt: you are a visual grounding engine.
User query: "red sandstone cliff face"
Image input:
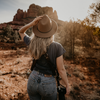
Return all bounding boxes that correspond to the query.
[13,4,58,23]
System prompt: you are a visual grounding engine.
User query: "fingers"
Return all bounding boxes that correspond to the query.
[31,15,43,26]
[31,16,42,26]
[37,15,43,18]
[34,16,43,23]
[36,16,43,20]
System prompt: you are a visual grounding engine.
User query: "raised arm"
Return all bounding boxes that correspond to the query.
[56,55,70,95]
[19,16,43,41]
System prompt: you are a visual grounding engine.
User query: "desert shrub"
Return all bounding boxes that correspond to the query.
[72,82,80,90]
[73,71,80,77]
[2,25,20,43]
[93,27,100,40]
[84,81,92,86]
[26,27,33,36]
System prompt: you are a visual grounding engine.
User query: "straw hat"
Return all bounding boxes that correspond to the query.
[33,15,58,38]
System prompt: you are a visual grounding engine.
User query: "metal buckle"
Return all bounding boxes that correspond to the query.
[44,74,52,77]
[35,70,52,77]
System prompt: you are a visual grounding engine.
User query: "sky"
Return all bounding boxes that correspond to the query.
[0,0,98,23]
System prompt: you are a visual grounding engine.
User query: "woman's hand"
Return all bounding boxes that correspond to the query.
[30,16,43,26]
[66,85,70,95]
[19,15,43,40]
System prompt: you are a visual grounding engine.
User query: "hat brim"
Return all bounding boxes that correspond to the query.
[33,19,58,38]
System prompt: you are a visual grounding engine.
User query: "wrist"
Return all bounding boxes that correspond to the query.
[28,21,35,27]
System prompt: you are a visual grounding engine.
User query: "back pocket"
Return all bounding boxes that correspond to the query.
[42,81,57,96]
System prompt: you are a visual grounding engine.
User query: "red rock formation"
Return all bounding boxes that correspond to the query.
[0,3,59,43]
[13,4,58,22]
[0,3,58,32]
[23,11,27,18]
[53,10,58,20]
[8,21,25,25]
[13,9,24,21]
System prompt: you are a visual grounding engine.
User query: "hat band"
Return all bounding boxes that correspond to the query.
[37,26,53,33]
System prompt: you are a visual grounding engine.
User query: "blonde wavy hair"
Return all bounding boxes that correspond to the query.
[28,34,54,60]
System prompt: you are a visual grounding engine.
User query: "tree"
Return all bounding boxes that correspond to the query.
[64,20,81,59]
[88,2,100,26]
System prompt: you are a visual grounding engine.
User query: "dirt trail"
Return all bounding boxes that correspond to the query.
[0,42,100,100]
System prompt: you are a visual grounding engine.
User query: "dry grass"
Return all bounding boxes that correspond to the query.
[80,92,100,100]
[84,81,92,86]
[73,68,85,80]
[72,83,80,90]
[73,71,80,77]
[78,73,85,80]
[0,59,4,65]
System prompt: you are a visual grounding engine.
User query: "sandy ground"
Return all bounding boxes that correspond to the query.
[0,42,100,100]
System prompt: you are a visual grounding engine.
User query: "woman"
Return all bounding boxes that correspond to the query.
[19,15,70,100]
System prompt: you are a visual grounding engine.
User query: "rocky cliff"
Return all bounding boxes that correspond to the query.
[0,4,58,30]
[13,4,58,23]
[0,3,59,43]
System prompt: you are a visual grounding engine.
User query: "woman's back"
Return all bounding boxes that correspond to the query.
[24,35,66,75]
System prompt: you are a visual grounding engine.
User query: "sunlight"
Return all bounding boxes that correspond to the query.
[45,0,95,21]
[0,0,97,23]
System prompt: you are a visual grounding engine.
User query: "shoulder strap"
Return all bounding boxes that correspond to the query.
[44,46,60,86]
[44,52,56,76]
[31,58,37,71]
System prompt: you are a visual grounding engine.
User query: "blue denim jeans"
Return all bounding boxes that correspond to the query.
[27,70,57,100]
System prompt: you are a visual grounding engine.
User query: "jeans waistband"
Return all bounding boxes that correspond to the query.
[33,69,53,77]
